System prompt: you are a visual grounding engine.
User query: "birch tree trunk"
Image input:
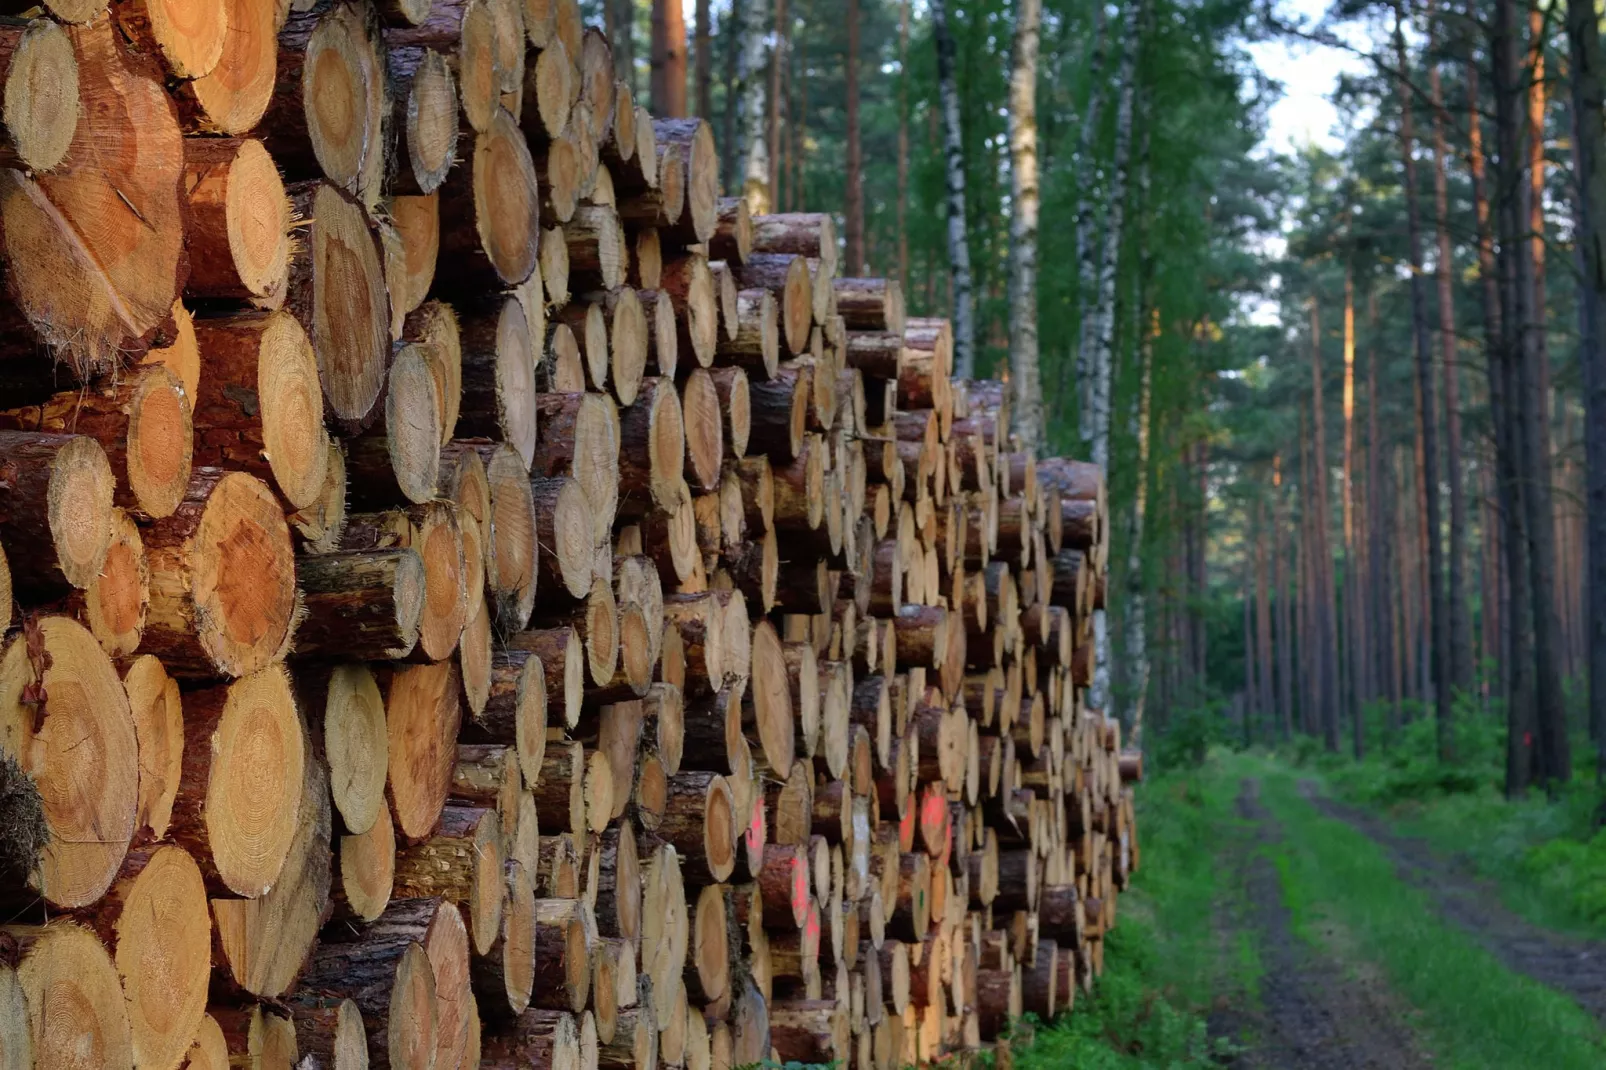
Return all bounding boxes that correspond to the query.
[1007,0,1043,453]
[929,0,975,378]
[1084,0,1139,474]
[1563,0,1606,765]
[722,0,742,191]
[1124,320,1152,749]
[844,0,865,275]
[767,0,786,199]
[738,0,770,212]
[1062,2,1111,409]
[897,0,910,290]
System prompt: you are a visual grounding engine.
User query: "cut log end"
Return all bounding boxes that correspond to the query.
[4,20,80,173]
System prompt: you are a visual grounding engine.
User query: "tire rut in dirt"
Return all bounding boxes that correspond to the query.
[1304,781,1606,1026]
[1223,778,1430,1070]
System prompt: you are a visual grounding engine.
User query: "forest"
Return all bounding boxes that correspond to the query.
[608,0,1606,1062]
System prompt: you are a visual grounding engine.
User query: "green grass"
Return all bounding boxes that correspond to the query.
[1315,710,1606,939]
[1006,758,1246,1069]
[1243,755,1606,1070]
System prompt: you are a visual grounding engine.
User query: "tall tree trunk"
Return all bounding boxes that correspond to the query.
[695,0,711,117]
[722,0,742,191]
[611,0,637,95]
[844,0,864,274]
[766,0,786,198]
[1256,503,1275,748]
[1300,412,1318,735]
[1367,294,1399,733]
[1062,1,1112,409]
[1078,0,1140,459]
[1009,0,1044,456]
[1395,11,1452,760]
[1492,0,1539,794]
[1513,0,1571,784]
[1243,553,1257,746]
[929,0,976,377]
[1343,267,1364,755]
[1563,0,1606,771]
[651,0,688,116]
[1428,1,1471,700]
[1468,57,1509,710]
[738,0,770,210]
[1277,456,1295,738]
[897,0,910,292]
[1309,302,1340,750]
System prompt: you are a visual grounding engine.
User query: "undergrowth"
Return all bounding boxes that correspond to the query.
[1298,703,1606,936]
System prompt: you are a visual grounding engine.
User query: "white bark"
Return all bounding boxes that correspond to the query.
[1008,0,1043,453]
[1086,0,1141,715]
[1062,3,1111,410]
[930,0,976,379]
[739,0,771,212]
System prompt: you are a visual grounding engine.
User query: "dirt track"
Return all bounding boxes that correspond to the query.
[1308,785,1606,1026]
[1215,779,1429,1069]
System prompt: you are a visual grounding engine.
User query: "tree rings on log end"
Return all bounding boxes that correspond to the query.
[197,663,306,897]
[405,50,458,193]
[2,20,79,173]
[112,845,212,1070]
[82,508,148,657]
[16,924,133,1069]
[186,471,297,676]
[475,108,541,287]
[322,663,388,835]
[0,616,136,908]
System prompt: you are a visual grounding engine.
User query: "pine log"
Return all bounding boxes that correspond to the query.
[295,548,425,660]
[3,19,185,375]
[285,181,392,434]
[7,923,133,1069]
[386,660,464,843]
[182,137,291,304]
[617,376,689,516]
[735,254,811,357]
[435,105,543,289]
[660,252,718,367]
[336,803,396,922]
[456,295,540,468]
[681,367,724,491]
[212,753,333,999]
[533,391,621,544]
[0,20,79,172]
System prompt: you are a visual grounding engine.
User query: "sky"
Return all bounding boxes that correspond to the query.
[1244,0,1371,156]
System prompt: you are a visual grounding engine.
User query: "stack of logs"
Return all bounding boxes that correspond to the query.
[0,1,1143,1067]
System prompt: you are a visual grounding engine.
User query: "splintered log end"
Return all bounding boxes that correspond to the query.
[291,441,349,552]
[15,924,134,1069]
[0,616,135,907]
[3,20,185,375]
[123,654,182,841]
[0,20,80,173]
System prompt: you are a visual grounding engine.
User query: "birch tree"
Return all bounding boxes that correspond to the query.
[739,0,770,212]
[1007,0,1044,452]
[929,0,976,378]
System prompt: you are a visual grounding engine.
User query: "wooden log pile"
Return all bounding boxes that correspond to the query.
[0,2,1143,1067]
